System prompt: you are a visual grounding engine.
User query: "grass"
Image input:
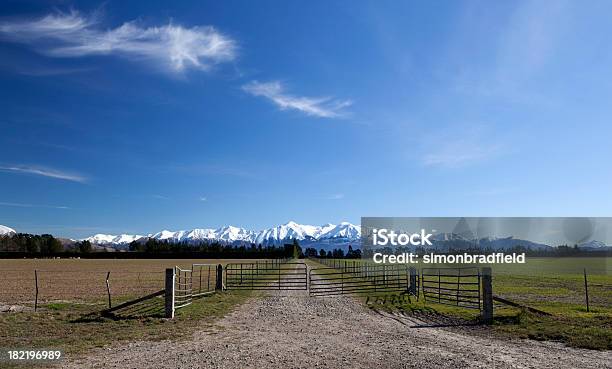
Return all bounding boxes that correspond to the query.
[316,257,612,350]
[0,290,253,367]
[492,307,612,350]
[365,293,612,350]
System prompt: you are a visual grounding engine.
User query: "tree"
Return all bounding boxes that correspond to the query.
[78,240,92,253]
[332,248,344,258]
[46,236,63,254]
[304,248,317,258]
[129,240,145,252]
[319,248,327,258]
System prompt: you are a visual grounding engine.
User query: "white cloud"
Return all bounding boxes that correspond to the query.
[199,196,207,202]
[0,165,87,183]
[0,10,237,73]
[242,80,351,118]
[326,193,345,200]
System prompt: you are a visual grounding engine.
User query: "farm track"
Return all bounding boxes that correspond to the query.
[62,264,611,369]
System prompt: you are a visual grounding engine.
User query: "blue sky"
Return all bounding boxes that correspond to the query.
[1,1,611,238]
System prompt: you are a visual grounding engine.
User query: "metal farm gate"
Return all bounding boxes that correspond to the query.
[174,266,193,309]
[421,267,482,310]
[174,264,218,312]
[162,260,492,323]
[225,262,307,290]
[309,264,419,297]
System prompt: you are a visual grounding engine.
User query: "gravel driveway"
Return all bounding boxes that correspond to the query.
[62,265,611,369]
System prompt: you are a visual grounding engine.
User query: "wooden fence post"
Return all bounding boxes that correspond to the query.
[165,268,175,319]
[34,269,39,312]
[584,268,590,312]
[215,264,223,291]
[105,271,112,309]
[207,265,211,292]
[482,267,493,324]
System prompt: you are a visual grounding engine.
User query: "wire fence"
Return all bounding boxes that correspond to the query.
[0,269,165,309]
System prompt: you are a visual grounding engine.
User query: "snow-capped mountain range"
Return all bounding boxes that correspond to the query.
[84,221,361,248]
[0,225,16,236]
[3,222,610,252]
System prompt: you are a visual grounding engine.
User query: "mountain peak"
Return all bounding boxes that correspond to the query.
[0,225,16,235]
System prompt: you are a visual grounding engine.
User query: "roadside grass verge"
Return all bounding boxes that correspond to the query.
[364,294,612,350]
[0,290,253,366]
[492,306,611,350]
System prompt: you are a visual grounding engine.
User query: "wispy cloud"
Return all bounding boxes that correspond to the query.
[242,80,352,118]
[0,10,237,73]
[199,196,207,202]
[152,194,169,200]
[422,145,501,168]
[420,126,504,168]
[326,193,345,200]
[450,1,569,106]
[0,165,87,183]
[0,201,69,209]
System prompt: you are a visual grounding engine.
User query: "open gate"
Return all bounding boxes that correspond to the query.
[225,262,307,290]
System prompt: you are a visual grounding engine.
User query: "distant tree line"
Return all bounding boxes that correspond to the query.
[0,233,294,258]
[127,238,294,258]
[360,244,611,258]
[0,233,64,254]
[304,245,362,259]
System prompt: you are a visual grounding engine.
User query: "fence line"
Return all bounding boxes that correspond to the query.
[225,261,306,290]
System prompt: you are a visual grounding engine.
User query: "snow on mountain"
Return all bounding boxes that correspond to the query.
[83,221,362,246]
[475,236,550,251]
[85,233,144,245]
[319,222,361,239]
[432,232,473,242]
[215,226,256,242]
[579,240,610,249]
[253,221,321,244]
[0,225,16,236]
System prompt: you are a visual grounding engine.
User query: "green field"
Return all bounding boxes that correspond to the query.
[353,257,612,350]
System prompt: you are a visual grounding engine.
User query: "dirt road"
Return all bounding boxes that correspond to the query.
[62,266,610,369]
